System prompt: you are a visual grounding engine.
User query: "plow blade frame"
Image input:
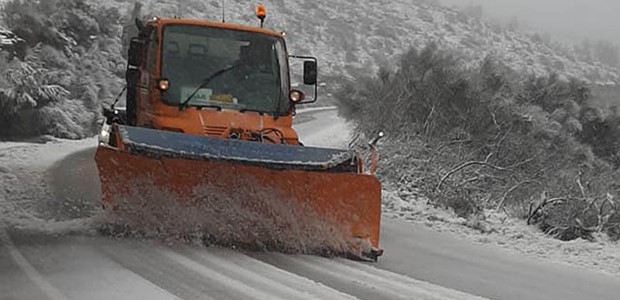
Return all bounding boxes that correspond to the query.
[95,126,382,257]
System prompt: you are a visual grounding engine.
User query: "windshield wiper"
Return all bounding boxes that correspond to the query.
[179,64,238,110]
[194,104,223,111]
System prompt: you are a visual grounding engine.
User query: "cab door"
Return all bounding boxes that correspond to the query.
[126,26,157,126]
[125,36,144,126]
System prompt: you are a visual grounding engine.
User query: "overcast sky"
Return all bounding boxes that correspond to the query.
[440,0,620,45]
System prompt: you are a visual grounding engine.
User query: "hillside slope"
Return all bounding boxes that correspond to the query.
[140,0,619,87]
[1,0,618,139]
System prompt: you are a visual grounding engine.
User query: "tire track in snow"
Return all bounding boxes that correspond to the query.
[252,253,488,300]
[321,257,487,300]
[0,223,69,300]
[102,240,359,300]
[3,233,181,300]
[161,250,288,300]
[102,241,224,300]
[177,246,359,300]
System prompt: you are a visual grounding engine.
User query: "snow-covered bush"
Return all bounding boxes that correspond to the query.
[0,28,26,59]
[337,44,620,241]
[0,55,68,136]
[0,0,124,139]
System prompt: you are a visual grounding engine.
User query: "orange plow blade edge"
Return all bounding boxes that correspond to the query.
[95,126,382,260]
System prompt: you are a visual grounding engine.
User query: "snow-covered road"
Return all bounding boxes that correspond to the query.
[2,108,620,299]
[0,108,484,300]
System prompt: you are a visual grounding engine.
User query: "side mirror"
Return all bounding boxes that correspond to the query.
[303,61,317,85]
[289,55,318,104]
[128,38,145,67]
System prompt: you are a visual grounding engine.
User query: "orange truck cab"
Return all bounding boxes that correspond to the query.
[107,16,318,144]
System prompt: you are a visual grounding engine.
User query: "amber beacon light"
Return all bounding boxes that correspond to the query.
[256,5,266,27]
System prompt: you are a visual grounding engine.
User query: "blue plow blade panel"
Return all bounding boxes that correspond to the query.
[117,125,358,172]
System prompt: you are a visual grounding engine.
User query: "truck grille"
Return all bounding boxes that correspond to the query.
[203,125,228,137]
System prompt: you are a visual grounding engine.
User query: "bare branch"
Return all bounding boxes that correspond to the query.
[575,218,597,233]
[496,180,537,211]
[547,225,570,238]
[504,158,534,169]
[490,110,501,132]
[435,157,513,192]
[527,194,566,225]
[428,139,472,163]
[494,125,513,149]
[576,177,587,199]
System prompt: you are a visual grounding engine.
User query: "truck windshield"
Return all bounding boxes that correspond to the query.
[161,25,289,115]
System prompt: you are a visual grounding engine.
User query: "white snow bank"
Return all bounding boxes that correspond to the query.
[383,189,620,277]
[0,137,98,235]
[0,137,96,169]
[296,106,339,114]
[294,109,352,148]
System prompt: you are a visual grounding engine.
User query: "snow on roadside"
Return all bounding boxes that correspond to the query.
[0,137,98,235]
[294,109,353,149]
[296,106,339,115]
[383,189,620,277]
[0,137,94,168]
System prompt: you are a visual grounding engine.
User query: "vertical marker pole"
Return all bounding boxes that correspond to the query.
[222,0,226,23]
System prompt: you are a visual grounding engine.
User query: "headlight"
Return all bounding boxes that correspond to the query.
[98,123,111,145]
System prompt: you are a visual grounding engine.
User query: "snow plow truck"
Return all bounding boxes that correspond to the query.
[95,6,383,261]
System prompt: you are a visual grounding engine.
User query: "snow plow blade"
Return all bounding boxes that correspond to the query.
[95,126,382,259]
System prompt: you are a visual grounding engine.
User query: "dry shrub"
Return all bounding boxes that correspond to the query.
[338,44,620,241]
